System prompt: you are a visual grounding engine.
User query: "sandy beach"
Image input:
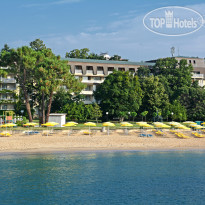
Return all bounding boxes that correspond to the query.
[0,129,205,153]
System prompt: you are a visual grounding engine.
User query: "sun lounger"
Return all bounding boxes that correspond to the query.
[23,131,40,135]
[0,131,11,137]
[42,130,52,136]
[80,130,94,135]
[139,133,153,137]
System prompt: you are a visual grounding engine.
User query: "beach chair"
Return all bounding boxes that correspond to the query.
[62,130,72,136]
[0,131,11,137]
[80,130,94,136]
[115,129,124,134]
[42,130,52,136]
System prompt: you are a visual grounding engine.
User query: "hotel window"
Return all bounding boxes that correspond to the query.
[75,65,83,74]
[97,67,104,74]
[129,68,135,72]
[193,60,196,64]
[189,60,192,64]
[85,95,92,101]
[85,85,93,91]
[2,105,7,110]
[2,84,7,89]
[86,66,93,74]
[118,67,125,71]
[2,94,7,99]
[93,77,101,81]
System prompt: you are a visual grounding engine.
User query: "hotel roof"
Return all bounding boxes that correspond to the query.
[64,58,155,66]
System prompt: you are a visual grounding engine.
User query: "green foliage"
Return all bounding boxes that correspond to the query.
[65,48,90,59]
[0,40,85,123]
[137,66,151,78]
[153,58,193,101]
[109,55,121,61]
[89,103,102,123]
[94,71,143,120]
[131,112,137,121]
[141,111,148,121]
[180,86,205,121]
[30,39,46,51]
[118,111,128,122]
[62,102,102,122]
[171,100,187,121]
[16,116,27,127]
[140,76,169,120]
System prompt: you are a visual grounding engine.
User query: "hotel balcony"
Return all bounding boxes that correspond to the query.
[75,69,83,74]
[0,98,15,101]
[192,74,204,78]
[81,79,104,84]
[81,90,93,95]
[198,82,204,87]
[86,70,94,75]
[0,78,16,83]
[0,87,16,91]
[107,71,113,75]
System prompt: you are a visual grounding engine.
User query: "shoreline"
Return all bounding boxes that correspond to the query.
[1,147,205,156]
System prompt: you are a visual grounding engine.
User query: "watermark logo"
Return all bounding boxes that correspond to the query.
[143,6,204,36]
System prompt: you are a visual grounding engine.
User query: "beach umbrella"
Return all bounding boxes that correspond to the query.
[175,125,190,130]
[136,122,153,132]
[84,122,96,136]
[120,122,133,135]
[42,122,59,126]
[154,122,170,129]
[23,122,38,135]
[41,122,59,136]
[63,122,78,135]
[102,122,115,135]
[1,123,17,134]
[183,121,196,125]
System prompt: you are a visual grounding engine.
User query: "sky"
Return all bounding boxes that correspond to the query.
[0,0,205,61]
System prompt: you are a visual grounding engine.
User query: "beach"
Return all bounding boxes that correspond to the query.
[0,130,205,153]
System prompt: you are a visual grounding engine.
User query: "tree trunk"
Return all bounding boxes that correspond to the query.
[22,69,33,122]
[46,91,53,123]
[22,85,33,122]
[42,91,45,124]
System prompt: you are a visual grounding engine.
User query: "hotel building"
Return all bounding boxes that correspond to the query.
[0,67,17,112]
[175,56,205,87]
[67,58,154,104]
[147,56,205,87]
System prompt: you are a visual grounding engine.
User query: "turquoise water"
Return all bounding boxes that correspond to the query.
[1,151,205,204]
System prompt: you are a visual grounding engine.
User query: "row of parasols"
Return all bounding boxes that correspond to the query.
[1,121,205,136]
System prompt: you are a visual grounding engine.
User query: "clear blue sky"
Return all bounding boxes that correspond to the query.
[0,0,205,61]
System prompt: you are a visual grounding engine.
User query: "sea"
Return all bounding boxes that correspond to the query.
[1,150,205,205]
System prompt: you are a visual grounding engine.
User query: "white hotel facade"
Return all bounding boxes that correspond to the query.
[67,58,154,104]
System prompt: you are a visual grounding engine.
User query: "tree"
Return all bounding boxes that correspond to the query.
[94,71,143,120]
[153,58,193,102]
[90,103,102,123]
[0,46,37,121]
[137,66,151,78]
[109,55,121,61]
[140,75,170,120]
[141,111,148,121]
[30,39,46,51]
[65,48,90,59]
[131,112,137,122]
[0,41,85,122]
[171,100,187,121]
[35,48,84,123]
[180,85,205,121]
